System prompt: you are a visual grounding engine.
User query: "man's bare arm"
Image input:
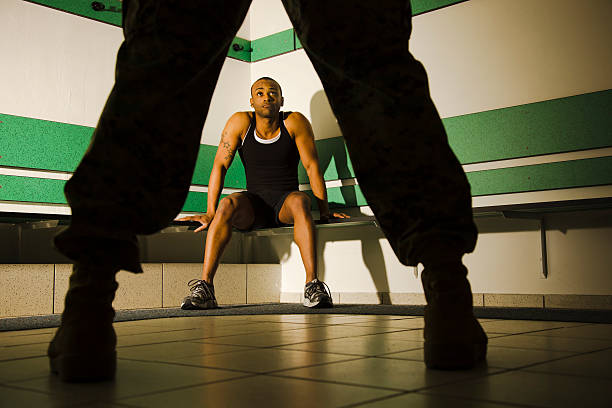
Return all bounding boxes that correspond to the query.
[289,112,348,221]
[176,112,249,231]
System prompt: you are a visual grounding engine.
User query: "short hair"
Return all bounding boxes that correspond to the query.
[251,77,282,96]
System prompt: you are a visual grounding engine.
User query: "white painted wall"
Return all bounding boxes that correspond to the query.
[0,0,252,146]
[250,50,341,140]
[2,0,611,298]
[247,0,612,297]
[248,0,293,40]
[248,0,612,120]
[0,0,122,127]
[200,59,251,145]
[411,0,612,118]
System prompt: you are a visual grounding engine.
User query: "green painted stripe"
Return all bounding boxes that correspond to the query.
[2,157,611,209]
[183,191,234,213]
[26,0,466,27]
[0,175,224,212]
[251,29,295,62]
[227,37,252,62]
[467,156,612,196]
[411,0,468,16]
[0,114,92,173]
[295,31,302,50]
[0,113,247,188]
[24,1,249,61]
[3,90,610,186]
[296,90,612,181]
[0,175,67,204]
[183,191,206,212]
[446,90,612,164]
[25,0,123,26]
[26,1,468,62]
[305,185,369,210]
[191,145,246,189]
[298,137,355,184]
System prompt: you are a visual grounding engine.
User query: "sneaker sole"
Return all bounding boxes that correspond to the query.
[182,299,218,310]
[303,298,333,308]
[424,341,487,370]
[50,351,116,382]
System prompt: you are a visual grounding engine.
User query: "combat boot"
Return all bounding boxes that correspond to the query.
[421,262,487,369]
[48,263,119,382]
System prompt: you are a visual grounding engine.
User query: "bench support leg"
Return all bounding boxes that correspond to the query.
[502,211,548,279]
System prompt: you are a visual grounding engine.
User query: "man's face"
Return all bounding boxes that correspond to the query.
[250,80,283,118]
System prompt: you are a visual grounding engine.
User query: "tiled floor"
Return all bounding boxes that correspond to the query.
[1,314,611,407]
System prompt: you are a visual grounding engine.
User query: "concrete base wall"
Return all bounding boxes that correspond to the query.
[0,263,281,318]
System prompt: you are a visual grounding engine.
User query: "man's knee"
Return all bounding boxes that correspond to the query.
[216,195,240,220]
[286,192,312,216]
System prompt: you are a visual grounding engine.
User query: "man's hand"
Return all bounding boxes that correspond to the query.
[175,213,215,233]
[320,212,350,223]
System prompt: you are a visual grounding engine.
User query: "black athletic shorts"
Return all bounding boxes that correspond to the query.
[239,190,296,231]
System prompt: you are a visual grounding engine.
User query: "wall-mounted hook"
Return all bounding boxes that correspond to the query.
[91,1,105,11]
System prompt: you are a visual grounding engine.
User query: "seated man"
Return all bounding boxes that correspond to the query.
[178,77,347,309]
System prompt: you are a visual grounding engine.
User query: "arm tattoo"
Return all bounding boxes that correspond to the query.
[221,133,235,161]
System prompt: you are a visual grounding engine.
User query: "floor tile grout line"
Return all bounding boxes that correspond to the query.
[340,390,539,408]
[514,346,612,377]
[0,380,70,397]
[264,372,412,393]
[339,391,413,408]
[109,373,259,404]
[414,350,612,396]
[484,339,612,353]
[413,391,548,408]
[117,353,372,378]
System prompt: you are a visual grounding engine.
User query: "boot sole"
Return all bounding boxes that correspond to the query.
[424,341,487,370]
[50,351,116,382]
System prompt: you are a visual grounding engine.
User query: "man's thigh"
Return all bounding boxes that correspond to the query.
[277,191,312,225]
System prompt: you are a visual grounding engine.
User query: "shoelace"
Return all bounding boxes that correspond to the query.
[187,279,214,299]
[305,279,331,299]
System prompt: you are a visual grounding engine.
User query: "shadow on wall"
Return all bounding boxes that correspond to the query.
[307,90,391,302]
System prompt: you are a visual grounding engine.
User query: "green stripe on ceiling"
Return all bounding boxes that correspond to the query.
[251,29,295,62]
[2,157,611,209]
[26,0,467,27]
[295,33,303,50]
[411,0,469,16]
[24,1,250,61]
[26,1,469,63]
[227,37,252,62]
[25,0,123,26]
[446,90,612,164]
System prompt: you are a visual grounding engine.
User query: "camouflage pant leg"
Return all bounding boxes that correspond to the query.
[55,0,252,272]
[283,0,477,266]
